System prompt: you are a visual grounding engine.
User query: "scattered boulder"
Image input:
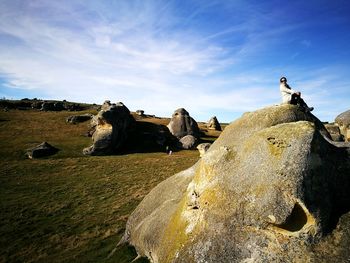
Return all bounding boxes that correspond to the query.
[167,108,200,139]
[40,102,57,111]
[31,101,43,109]
[83,101,134,155]
[335,109,350,141]
[66,113,93,124]
[196,143,211,157]
[325,123,344,141]
[121,104,350,262]
[65,103,84,111]
[26,142,59,159]
[136,110,145,116]
[179,135,198,150]
[207,116,222,131]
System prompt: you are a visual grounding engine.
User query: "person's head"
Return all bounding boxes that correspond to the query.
[280,77,287,83]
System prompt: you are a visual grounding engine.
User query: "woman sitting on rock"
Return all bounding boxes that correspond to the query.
[279,76,314,112]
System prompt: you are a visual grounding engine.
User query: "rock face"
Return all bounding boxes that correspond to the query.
[83,101,133,155]
[26,142,59,159]
[122,104,350,262]
[167,108,200,139]
[335,109,350,141]
[207,116,222,131]
[179,135,198,150]
[66,113,93,124]
[324,123,343,141]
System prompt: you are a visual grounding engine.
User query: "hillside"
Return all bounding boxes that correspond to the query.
[0,106,221,263]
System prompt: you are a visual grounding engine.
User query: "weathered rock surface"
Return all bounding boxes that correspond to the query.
[83,101,134,155]
[122,104,350,262]
[167,108,200,139]
[324,123,343,141]
[196,143,211,157]
[335,109,350,141]
[26,142,59,159]
[207,116,222,131]
[66,113,93,124]
[179,135,198,150]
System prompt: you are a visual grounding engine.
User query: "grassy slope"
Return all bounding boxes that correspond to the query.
[0,109,205,263]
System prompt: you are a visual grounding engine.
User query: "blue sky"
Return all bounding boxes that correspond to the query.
[0,0,349,122]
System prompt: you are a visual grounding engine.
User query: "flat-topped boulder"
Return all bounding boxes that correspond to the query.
[167,108,200,139]
[83,101,134,155]
[121,104,350,262]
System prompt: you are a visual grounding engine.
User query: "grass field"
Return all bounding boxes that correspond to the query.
[0,109,216,263]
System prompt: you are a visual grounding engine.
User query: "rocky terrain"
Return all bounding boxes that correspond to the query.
[122,104,350,262]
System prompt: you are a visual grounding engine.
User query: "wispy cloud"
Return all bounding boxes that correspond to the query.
[0,0,349,122]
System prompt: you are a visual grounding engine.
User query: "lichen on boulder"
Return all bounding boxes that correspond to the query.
[121,104,350,262]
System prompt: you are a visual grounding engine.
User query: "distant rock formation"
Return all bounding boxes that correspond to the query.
[26,142,59,159]
[207,116,222,131]
[121,104,350,262]
[40,101,65,111]
[325,123,344,141]
[83,101,134,155]
[66,113,93,124]
[335,109,350,141]
[167,108,200,139]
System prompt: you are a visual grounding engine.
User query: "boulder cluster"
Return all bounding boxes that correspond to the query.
[121,104,350,262]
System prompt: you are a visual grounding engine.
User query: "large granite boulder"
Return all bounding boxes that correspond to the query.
[83,101,134,155]
[335,109,350,141]
[121,104,350,262]
[26,142,59,159]
[207,116,222,131]
[167,108,200,139]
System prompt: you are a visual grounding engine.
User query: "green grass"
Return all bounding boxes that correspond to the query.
[0,109,204,263]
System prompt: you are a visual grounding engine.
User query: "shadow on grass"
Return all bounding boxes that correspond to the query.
[108,244,149,263]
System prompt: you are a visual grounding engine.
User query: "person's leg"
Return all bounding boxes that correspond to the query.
[291,93,299,105]
[296,96,314,112]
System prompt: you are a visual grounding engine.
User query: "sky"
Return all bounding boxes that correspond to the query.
[0,0,350,123]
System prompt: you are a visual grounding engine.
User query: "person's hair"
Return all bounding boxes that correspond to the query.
[280,77,287,83]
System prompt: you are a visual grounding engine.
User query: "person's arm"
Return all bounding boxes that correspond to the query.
[280,83,297,94]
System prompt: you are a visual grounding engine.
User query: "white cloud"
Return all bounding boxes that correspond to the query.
[0,1,349,123]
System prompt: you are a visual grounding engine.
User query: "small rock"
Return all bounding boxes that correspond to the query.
[26,142,59,159]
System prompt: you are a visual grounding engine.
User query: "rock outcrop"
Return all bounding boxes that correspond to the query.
[83,101,134,155]
[167,108,200,139]
[335,109,350,141]
[121,104,350,262]
[207,116,222,131]
[26,142,59,159]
